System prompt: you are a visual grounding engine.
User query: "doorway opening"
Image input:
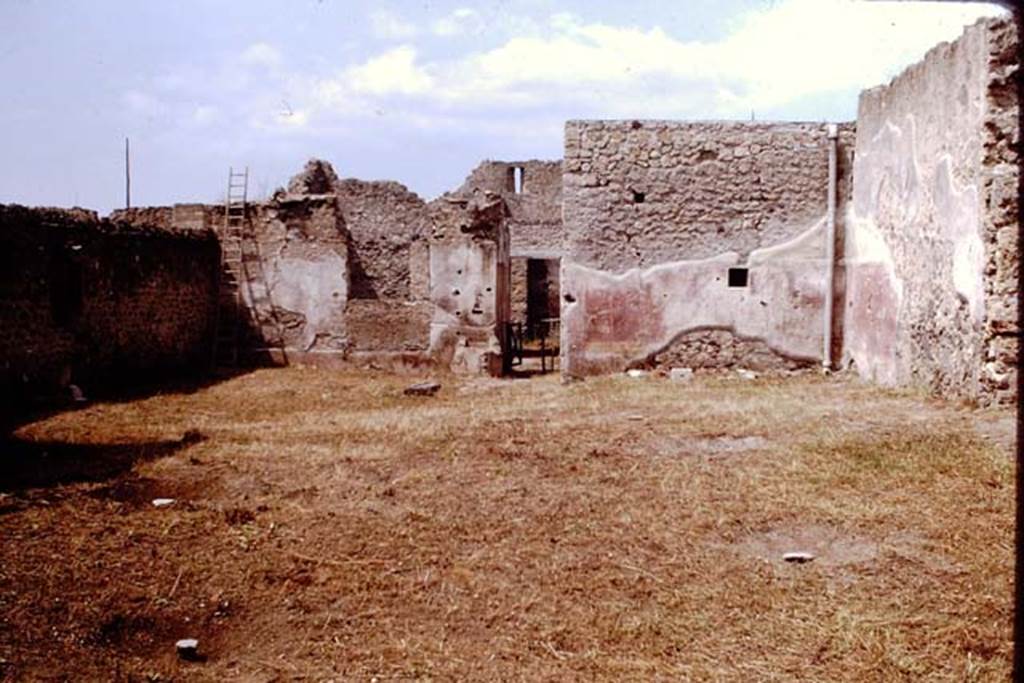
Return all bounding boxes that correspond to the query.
[505,256,560,375]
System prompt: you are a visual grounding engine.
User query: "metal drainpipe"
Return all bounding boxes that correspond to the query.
[823,123,839,370]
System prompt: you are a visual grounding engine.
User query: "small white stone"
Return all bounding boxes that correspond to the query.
[176,638,200,660]
[783,551,815,564]
[152,498,176,508]
[736,369,758,380]
[626,369,647,379]
[669,368,694,382]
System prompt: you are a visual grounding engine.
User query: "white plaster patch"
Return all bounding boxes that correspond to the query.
[270,254,347,350]
[748,217,826,265]
[934,155,984,322]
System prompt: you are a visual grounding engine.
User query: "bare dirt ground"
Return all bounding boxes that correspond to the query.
[0,368,1014,681]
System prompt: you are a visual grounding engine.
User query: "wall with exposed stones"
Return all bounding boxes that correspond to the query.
[0,205,219,421]
[456,161,563,327]
[844,15,1018,405]
[560,120,855,376]
[112,161,434,369]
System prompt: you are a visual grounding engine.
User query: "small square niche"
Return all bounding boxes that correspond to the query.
[728,267,749,288]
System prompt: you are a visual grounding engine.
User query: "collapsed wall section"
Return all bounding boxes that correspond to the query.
[844,15,1018,405]
[560,120,854,376]
[0,205,219,419]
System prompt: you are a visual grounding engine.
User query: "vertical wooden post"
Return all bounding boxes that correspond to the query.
[125,137,131,209]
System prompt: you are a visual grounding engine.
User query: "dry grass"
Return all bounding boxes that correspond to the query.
[0,368,1014,681]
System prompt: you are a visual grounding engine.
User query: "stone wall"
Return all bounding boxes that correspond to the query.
[0,205,219,420]
[844,16,1018,405]
[114,161,434,368]
[427,191,510,375]
[456,160,563,256]
[560,120,855,376]
[457,161,563,328]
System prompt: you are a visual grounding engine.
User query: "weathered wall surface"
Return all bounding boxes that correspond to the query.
[118,161,434,367]
[844,16,1018,404]
[561,224,833,374]
[0,205,218,418]
[457,160,563,256]
[427,192,510,375]
[458,161,563,327]
[336,178,431,301]
[245,193,350,358]
[561,120,854,375]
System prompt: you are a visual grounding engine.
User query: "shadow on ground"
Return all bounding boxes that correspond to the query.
[0,431,202,493]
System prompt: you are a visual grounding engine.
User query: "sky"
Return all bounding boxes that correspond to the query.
[0,0,1009,214]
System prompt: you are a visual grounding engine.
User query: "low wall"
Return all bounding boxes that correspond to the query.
[0,205,219,419]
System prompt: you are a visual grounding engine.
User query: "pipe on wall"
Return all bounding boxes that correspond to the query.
[823,123,839,369]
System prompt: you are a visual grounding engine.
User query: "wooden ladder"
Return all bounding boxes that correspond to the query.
[212,167,248,369]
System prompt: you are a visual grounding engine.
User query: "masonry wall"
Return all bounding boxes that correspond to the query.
[334,177,433,361]
[844,16,1018,405]
[0,205,219,419]
[457,160,563,327]
[117,161,435,369]
[560,120,854,376]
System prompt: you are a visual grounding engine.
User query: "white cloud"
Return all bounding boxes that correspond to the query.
[369,9,418,40]
[344,46,433,96]
[432,8,484,37]
[123,0,1008,144]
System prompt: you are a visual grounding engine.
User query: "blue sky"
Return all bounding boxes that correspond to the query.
[0,0,1008,214]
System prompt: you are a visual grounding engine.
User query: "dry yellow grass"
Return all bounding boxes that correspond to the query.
[0,367,1014,681]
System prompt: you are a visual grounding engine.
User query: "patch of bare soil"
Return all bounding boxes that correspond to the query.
[0,369,1013,680]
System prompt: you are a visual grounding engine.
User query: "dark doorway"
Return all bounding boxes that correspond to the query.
[506,257,560,375]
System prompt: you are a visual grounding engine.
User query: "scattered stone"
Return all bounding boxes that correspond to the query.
[783,551,815,564]
[152,498,175,508]
[626,369,648,379]
[404,381,441,397]
[669,367,694,382]
[175,638,200,661]
[736,369,758,380]
[68,384,87,403]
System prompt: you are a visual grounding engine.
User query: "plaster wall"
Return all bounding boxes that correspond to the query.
[845,16,1018,404]
[427,192,510,375]
[561,120,854,376]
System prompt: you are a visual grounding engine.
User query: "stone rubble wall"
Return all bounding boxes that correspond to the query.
[456,161,563,327]
[561,120,855,376]
[0,205,219,420]
[844,15,1018,405]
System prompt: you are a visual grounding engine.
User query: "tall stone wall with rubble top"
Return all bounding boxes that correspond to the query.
[844,15,1018,405]
[560,120,855,376]
[0,205,219,422]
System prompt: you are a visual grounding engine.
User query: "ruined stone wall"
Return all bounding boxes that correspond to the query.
[560,120,854,375]
[116,161,434,368]
[0,205,218,418]
[427,192,510,375]
[458,161,563,327]
[457,160,563,256]
[334,177,433,360]
[844,16,1018,405]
